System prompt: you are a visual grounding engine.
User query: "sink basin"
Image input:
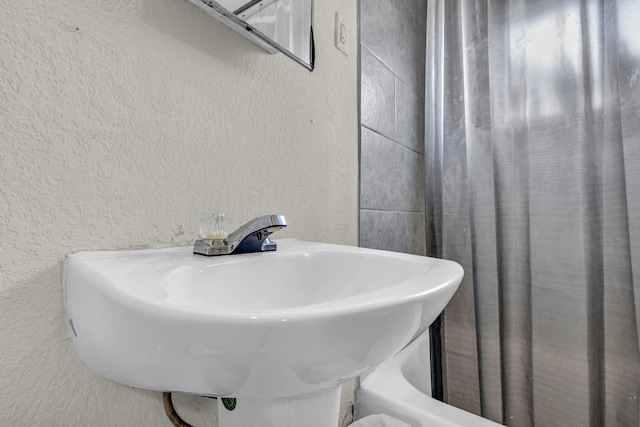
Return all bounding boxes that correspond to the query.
[64,239,462,425]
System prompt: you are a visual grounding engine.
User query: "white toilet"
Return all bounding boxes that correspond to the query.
[354,331,503,427]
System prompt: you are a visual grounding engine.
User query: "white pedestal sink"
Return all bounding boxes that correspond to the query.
[64,240,463,427]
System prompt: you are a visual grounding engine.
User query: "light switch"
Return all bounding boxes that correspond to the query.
[334,12,348,56]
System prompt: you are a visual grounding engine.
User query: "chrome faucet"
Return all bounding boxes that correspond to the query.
[194,215,287,256]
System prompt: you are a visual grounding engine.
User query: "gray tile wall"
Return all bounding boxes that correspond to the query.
[359,0,427,255]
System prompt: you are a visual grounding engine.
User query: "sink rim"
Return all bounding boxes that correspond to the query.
[64,240,463,323]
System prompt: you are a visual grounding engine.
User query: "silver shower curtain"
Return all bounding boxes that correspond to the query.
[425,0,640,425]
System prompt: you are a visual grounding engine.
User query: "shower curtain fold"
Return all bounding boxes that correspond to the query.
[425,0,640,425]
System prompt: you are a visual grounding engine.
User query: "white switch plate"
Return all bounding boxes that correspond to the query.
[334,12,348,56]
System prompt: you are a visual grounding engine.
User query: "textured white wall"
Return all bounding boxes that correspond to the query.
[0,0,358,425]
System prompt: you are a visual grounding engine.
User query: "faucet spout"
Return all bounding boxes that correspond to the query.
[194,215,286,256]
